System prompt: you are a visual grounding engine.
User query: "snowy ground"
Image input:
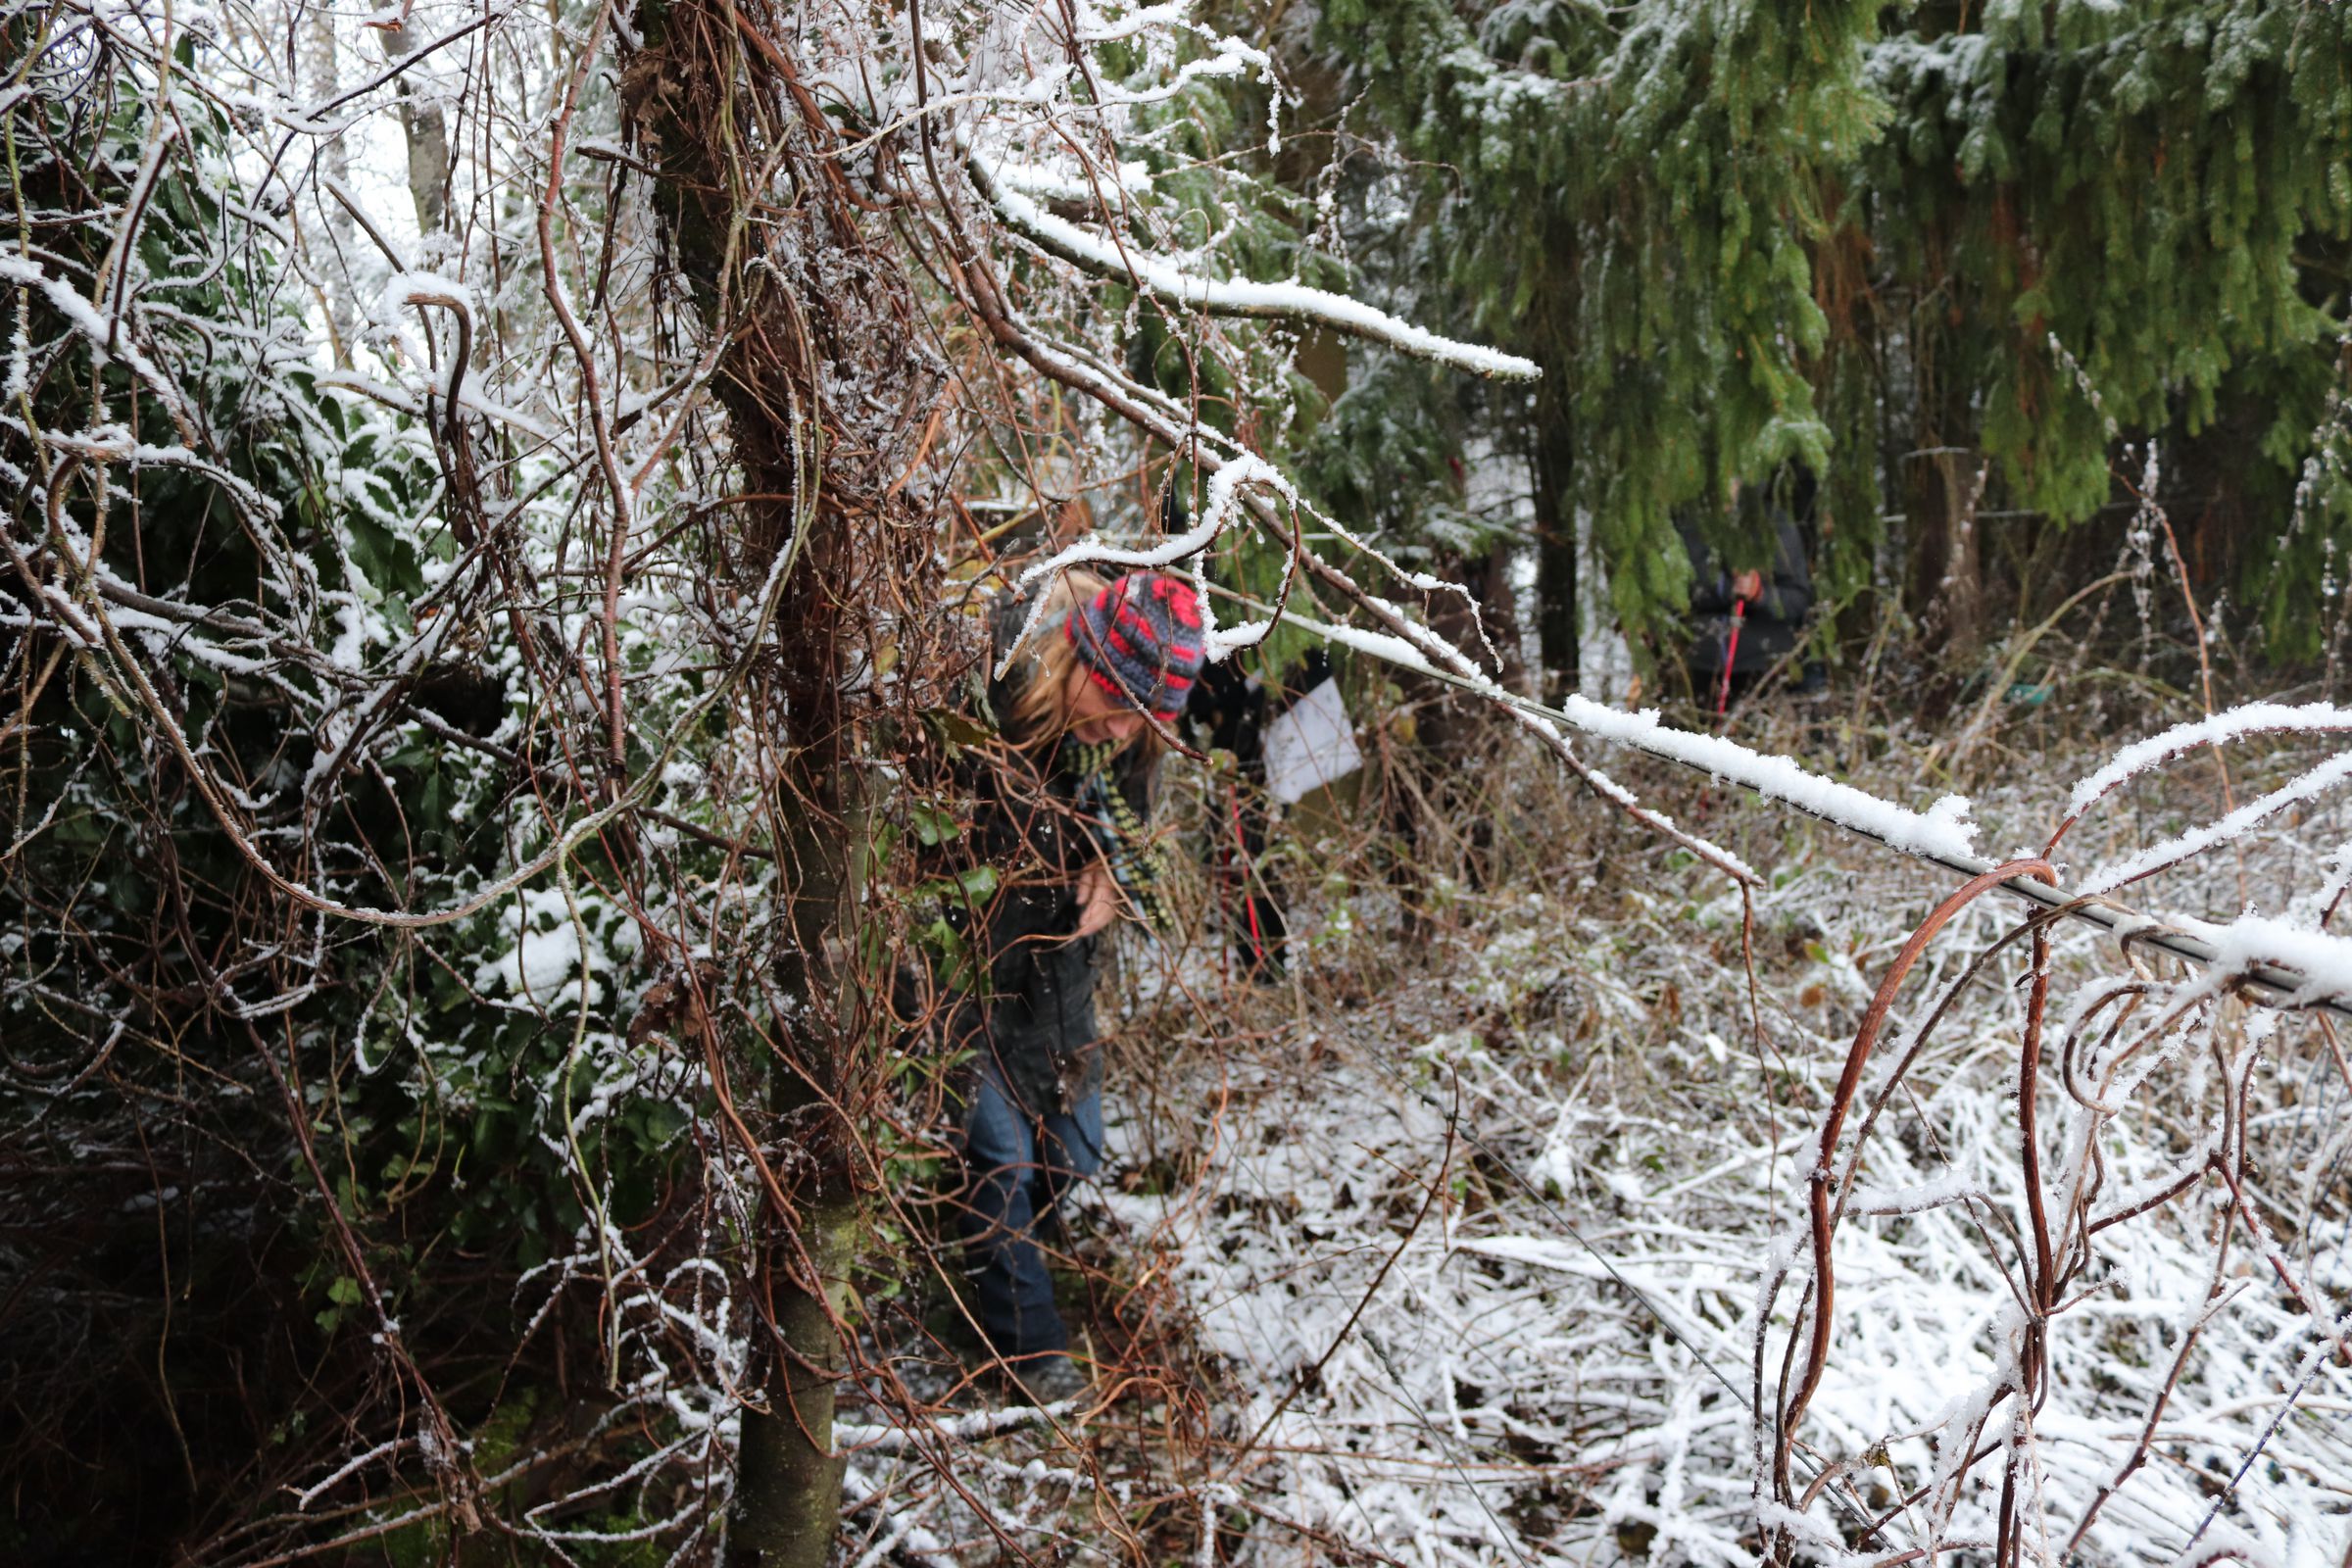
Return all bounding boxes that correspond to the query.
[849,706,2352,1566]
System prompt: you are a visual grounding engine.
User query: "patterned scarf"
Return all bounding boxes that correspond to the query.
[1065,739,1176,932]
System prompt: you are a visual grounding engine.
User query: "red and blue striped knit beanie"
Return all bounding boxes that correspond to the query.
[1066,571,1207,721]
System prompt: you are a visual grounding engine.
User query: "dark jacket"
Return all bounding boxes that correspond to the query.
[1677,507,1814,679]
[953,594,1158,1115]
[1185,648,1332,774]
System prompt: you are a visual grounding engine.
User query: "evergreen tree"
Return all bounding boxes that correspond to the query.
[1312,0,1885,686]
[1845,1,2352,662]
[1308,0,2352,679]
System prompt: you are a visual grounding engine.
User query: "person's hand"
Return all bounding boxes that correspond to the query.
[1730,568,1764,603]
[1072,860,1119,938]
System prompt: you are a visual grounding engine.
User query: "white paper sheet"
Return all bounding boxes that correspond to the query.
[1263,677,1363,805]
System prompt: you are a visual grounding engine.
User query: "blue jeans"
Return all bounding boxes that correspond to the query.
[958,1054,1102,1358]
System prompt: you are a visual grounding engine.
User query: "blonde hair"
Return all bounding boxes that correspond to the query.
[1004,568,1148,752]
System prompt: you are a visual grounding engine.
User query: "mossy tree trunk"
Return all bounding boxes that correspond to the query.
[621,7,922,1561]
[729,1129,859,1566]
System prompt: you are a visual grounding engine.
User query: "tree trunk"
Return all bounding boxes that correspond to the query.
[718,783,863,1568]
[622,8,907,1562]
[379,22,450,237]
[727,1177,858,1567]
[1908,447,1985,670]
[1531,380,1578,701]
[302,10,361,361]
[1471,537,1527,693]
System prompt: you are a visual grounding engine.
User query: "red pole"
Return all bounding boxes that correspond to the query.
[1715,598,1747,717]
[1230,785,1265,960]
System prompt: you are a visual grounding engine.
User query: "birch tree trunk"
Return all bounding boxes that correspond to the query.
[378,21,450,237]
[301,8,361,360]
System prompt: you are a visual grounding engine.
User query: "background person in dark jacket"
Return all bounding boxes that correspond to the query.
[1677,487,1818,709]
[952,567,1203,1403]
[1184,647,1328,980]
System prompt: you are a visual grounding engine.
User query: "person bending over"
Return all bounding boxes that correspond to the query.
[952,568,1202,1402]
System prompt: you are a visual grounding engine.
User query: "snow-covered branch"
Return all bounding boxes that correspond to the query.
[969,157,1542,381]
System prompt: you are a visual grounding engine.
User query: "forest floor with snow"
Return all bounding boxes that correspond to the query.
[845,682,2352,1568]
